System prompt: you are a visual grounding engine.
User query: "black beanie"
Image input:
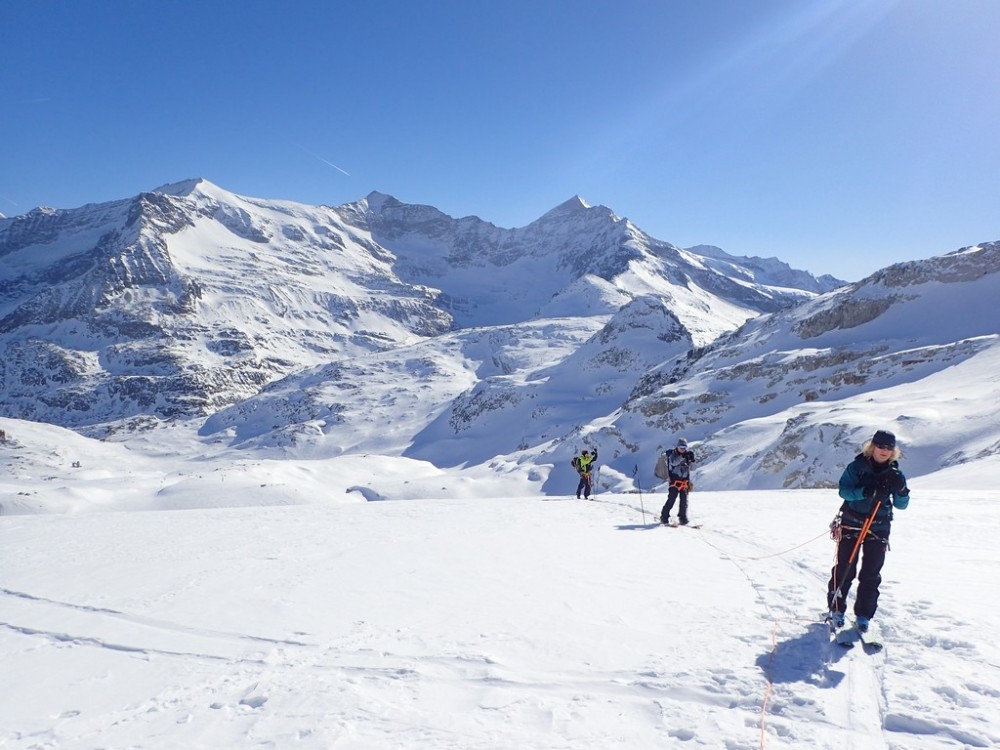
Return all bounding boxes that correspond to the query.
[872,430,896,449]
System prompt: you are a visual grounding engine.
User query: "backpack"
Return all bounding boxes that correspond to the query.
[571,456,580,469]
[654,453,669,480]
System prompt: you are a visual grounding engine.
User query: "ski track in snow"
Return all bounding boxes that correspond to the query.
[636,499,999,750]
[2,492,1000,749]
[689,515,888,749]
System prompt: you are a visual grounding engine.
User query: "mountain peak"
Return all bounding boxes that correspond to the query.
[547,195,591,215]
[151,178,244,205]
[562,195,590,209]
[153,178,210,197]
[365,191,402,214]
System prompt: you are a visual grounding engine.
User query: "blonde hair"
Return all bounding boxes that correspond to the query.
[862,441,901,462]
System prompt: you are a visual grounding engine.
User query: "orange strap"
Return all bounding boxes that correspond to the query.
[848,500,882,566]
[671,479,689,491]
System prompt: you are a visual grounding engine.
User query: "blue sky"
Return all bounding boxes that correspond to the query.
[2,0,997,280]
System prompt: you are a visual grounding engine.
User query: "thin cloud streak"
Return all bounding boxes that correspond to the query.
[299,146,351,177]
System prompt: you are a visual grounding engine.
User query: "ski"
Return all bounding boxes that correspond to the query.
[834,623,858,647]
[660,522,702,529]
[834,627,858,647]
[856,621,884,651]
[826,613,857,647]
[827,615,883,650]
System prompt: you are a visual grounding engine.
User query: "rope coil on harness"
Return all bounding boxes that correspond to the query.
[829,512,842,542]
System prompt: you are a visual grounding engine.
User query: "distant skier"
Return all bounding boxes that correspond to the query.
[572,449,598,499]
[827,429,910,632]
[656,438,696,525]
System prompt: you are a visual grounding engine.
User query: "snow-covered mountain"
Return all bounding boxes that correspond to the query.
[0,181,451,430]
[2,179,997,498]
[0,179,825,431]
[199,239,999,494]
[608,242,1000,489]
[358,193,820,333]
[686,244,844,294]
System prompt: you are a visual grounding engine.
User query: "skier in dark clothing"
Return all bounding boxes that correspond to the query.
[656,438,696,525]
[573,449,598,499]
[827,429,910,632]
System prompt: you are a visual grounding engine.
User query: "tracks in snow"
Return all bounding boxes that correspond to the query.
[0,586,311,663]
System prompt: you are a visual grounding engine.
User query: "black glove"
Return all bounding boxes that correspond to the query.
[862,479,877,500]
[886,468,907,496]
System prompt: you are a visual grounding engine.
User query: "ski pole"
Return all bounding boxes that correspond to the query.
[848,500,882,567]
[832,500,883,613]
[633,465,646,523]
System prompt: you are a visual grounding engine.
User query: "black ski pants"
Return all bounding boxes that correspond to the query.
[659,484,689,524]
[576,472,592,499]
[827,532,888,620]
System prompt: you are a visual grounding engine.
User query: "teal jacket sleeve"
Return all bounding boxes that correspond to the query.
[839,458,910,513]
[892,468,910,510]
[837,459,880,517]
[838,460,867,505]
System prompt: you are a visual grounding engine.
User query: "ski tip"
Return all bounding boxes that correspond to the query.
[834,627,859,646]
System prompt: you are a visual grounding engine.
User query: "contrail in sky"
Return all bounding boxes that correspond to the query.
[299,146,351,176]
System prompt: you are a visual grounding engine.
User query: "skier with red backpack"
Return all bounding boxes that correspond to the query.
[655,438,696,525]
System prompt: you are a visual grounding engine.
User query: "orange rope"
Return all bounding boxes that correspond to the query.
[760,618,779,749]
[687,524,861,748]
[759,614,829,749]
[686,528,831,748]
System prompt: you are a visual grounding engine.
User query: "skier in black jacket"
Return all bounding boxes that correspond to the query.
[827,429,910,632]
[656,438,696,525]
